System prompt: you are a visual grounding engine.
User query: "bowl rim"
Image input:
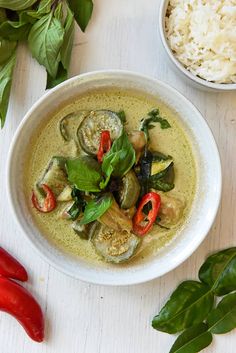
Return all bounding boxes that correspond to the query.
[6,69,222,285]
[159,0,236,91]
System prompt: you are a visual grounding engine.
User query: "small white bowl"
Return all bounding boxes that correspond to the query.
[7,70,221,285]
[159,0,236,91]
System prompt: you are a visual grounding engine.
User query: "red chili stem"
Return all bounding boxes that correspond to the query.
[32,184,56,213]
[0,247,28,282]
[97,130,111,163]
[133,192,161,236]
[0,277,44,342]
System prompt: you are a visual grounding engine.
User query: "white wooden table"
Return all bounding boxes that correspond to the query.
[0,1,235,352]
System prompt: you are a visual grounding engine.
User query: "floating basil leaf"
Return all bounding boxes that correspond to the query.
[0,0,38,10]
[152,281,214,334]
[68,0,93,32]
[140,108,171,141]
[80,193,113,225]
[169,323,212,353]
[116,110,126,124]
[66,156,103,192]
[28,12,64,78]
[100,131,136,189]
[207,292,236,334]
[199,247,236,296]
[0,51,16,128]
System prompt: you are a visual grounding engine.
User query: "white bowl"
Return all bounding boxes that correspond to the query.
[7,70,221,285]
[159,0,236,91]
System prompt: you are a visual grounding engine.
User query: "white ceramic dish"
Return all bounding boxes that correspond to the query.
[7,70,221,286]
[159,0,236,91]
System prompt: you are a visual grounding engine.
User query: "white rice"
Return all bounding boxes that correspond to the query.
[165,0,236,83]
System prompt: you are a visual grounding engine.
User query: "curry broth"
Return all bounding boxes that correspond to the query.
[24,89,196,265]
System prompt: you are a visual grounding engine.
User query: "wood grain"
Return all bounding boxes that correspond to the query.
[0,1,235,352]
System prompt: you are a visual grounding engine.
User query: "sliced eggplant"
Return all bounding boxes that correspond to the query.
[57,185,73,202]
[90,222,141,263]
[151,153,173,176]
[59,110,88,141]
[37,157,68,197]
[77,110,123,155]
[118,170,140,209]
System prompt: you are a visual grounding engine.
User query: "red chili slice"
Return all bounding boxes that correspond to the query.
[97,130,111,163]
[0,247,28,282]
[32,184,56,213]
[133,192,161,236]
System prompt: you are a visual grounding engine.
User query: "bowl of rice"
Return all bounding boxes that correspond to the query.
[159,0,236,90]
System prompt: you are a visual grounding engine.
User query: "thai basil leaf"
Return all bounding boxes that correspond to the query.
[169,323,212,353]
[152,281,214,334]
[54,2,63,21]
[28,12,64,78]
[199,247,236,296]
[66,156,103,192]
[0,38,17,64]
[100,131,136,189]
[207,292,236,334]
[80,193,113,225]
[46,61,67,89]
[68,0,93,32]
[61,5,74,71]
[140,108,171,141]
[0,0,38,10]
[0,50,16,128]
[38,0,53,14]
[0,19,31,40]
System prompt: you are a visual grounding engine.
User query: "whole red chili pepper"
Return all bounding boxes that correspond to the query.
[0,247,28,282]
[0,277,44,342]
[133,192,161,236]
[97,130,111,163]
[32,184,56,213]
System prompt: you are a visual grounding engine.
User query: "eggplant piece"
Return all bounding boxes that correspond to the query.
[37,157,68,197]
[77,110,123,155]
[72,221,93,239]
[90,222,141,263]
[118,170,141,209]
[59,111,88,141]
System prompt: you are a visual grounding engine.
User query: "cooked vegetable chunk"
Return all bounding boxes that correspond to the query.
[118,170,141,209]
[59,111,88,141]
[99,200,132,232]
[77,110,123,155]
[37,157,67,197]
[157,193,185,226]
[91,222,141,263]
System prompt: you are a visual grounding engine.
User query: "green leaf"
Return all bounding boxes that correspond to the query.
[80,193,113,225]
[0,19,31,40]
[0,50,16,128]
[66,156,103,192]
[152,281,214,334]
[100,131,136,189]
[38,0,53,14]
[116,110,126,124]
[54,2,63,21]
[0,0,38,10]
[61,5,74,71]
[140,109,171,142]
[199,247,236,296]
[67,0,93,32]
[207,292,236,334]
[46,61,67,88]
[28,12,64,78]
[0,38,17,64]
[169,323,212,353]
[0,8,7,23]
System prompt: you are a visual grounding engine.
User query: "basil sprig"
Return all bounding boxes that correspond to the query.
[152,247,236,353]
[0,0,93,128]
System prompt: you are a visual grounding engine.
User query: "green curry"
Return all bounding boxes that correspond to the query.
[24,89,196,265]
